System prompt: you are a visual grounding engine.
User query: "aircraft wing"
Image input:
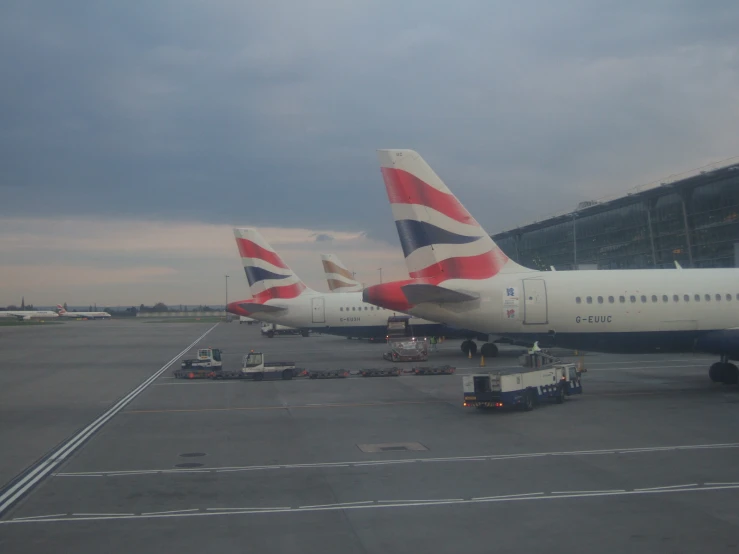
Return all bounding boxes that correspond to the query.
[237,303,287,314]
[401,284,479,304]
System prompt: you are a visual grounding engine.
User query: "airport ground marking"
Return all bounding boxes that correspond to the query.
[6,483,739,525]
[125,399,447,414]
[52,441,739,478]
[0,323,219,517]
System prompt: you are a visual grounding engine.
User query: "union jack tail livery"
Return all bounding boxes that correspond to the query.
[321,254,363,292]
[56,304,67,315]
[234,228,313,303]
[378,149,528,281]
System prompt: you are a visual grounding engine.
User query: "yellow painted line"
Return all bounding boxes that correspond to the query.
[125,399,447,414]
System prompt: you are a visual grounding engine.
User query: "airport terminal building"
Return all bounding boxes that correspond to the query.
[492,161,739,271]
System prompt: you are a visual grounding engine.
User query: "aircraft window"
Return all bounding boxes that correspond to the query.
[586,296,592,304]
[716,294,721,301]
[662,295,668,302]
[630,295,636,303]
[651,295,657,303]
[340,307,343,311]
[640,295,647,303]
[705,294,711,302]
[684,295,690,302]
[694,294,700,302]
[673,294,679,302]
[597,296,603,304]
[727,294,732,301]
[352,307,356,311]
[619,296,625,303]
[608,296,614,303]
[576,297,581,304]
[364,307,368,310]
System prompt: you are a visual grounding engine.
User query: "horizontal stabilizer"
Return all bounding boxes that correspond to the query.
[401,283,479,304]
[237,303,286,314]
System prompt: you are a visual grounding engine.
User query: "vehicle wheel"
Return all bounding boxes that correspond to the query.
[722,363,739,385]
[480,343,499,357]
[301,330,310,337]
[282,369,293,380]
[522,390,534,411]
[253,373,264,382]
[460,341,471,355]
[709,362,723,382]
[267,330,274,338]
[556,385,565,404]
[468,341,478,356]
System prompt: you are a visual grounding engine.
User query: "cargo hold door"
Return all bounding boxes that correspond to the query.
[523,279,548,324]
[312,297,325,323]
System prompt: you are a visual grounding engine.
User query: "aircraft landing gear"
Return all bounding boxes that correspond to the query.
[461,340,478,356]
[709,355,739,384]
[480,343,499,357]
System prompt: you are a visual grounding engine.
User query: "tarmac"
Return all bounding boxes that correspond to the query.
[1,319,739,553]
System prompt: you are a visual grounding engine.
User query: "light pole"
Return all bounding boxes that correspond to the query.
[225,274,229,312]
[378,268,383,284]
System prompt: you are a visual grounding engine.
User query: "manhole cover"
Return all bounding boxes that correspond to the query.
[175,462,204,468]
[180,452,206,458]
[357,442,428,453]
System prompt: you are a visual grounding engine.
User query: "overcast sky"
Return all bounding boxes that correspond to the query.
[3,1,739,306]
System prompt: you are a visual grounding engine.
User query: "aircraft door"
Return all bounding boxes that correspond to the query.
[312,297,325,323]
[523,279,548,324]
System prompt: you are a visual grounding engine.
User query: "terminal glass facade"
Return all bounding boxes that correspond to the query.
[493,166,739,270]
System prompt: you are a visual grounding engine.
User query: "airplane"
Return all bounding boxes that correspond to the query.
[362,149,739,385]
[320,254,363,293]
[56,305,111,320]
[225,228,487,343]
[0,310,58,321]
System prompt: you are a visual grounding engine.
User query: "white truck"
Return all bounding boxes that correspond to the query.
[174,348,223,378]
[463,363,582,411]
[260,322,309,338]
[237,351,300,381]
[239,316,256,325]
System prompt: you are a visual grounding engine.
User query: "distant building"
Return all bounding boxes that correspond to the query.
[492,162,739,270]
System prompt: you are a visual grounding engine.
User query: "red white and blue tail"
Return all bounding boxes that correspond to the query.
[377,149,529,281]
[233,228,313,302]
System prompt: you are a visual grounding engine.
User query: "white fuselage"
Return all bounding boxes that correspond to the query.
[400,268,739,353]
[243,291,456,339]
[0,311,59,320]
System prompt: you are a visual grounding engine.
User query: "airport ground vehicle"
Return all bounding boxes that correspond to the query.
[173,348,223,378]
[239,316,256,325]
[463,353,582,410]
[383,337,429,362]
[261,322,309,338]
[210,351,300,381]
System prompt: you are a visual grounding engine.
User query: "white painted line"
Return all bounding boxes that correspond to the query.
[53,441,739,478]
[72,513,135,517]
[377,498,463,503]
[704,482,739,486]
[205,507,290,511]
[12,513,68,521]
[141,509,200,515]
[472,492,544,500]
[634,483,698,491]
[0,323,219,516]
[551,489,626,495]
[5,484,739,525]
[299,501,375,509]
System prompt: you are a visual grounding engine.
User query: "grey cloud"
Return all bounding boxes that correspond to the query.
[2,1,739,241]
[313,233,334,242]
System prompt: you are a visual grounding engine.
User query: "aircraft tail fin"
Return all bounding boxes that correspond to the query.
[233,228,314,302]
[377,149,531,280]
[56,304,66,314]
[320,254,363,293]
